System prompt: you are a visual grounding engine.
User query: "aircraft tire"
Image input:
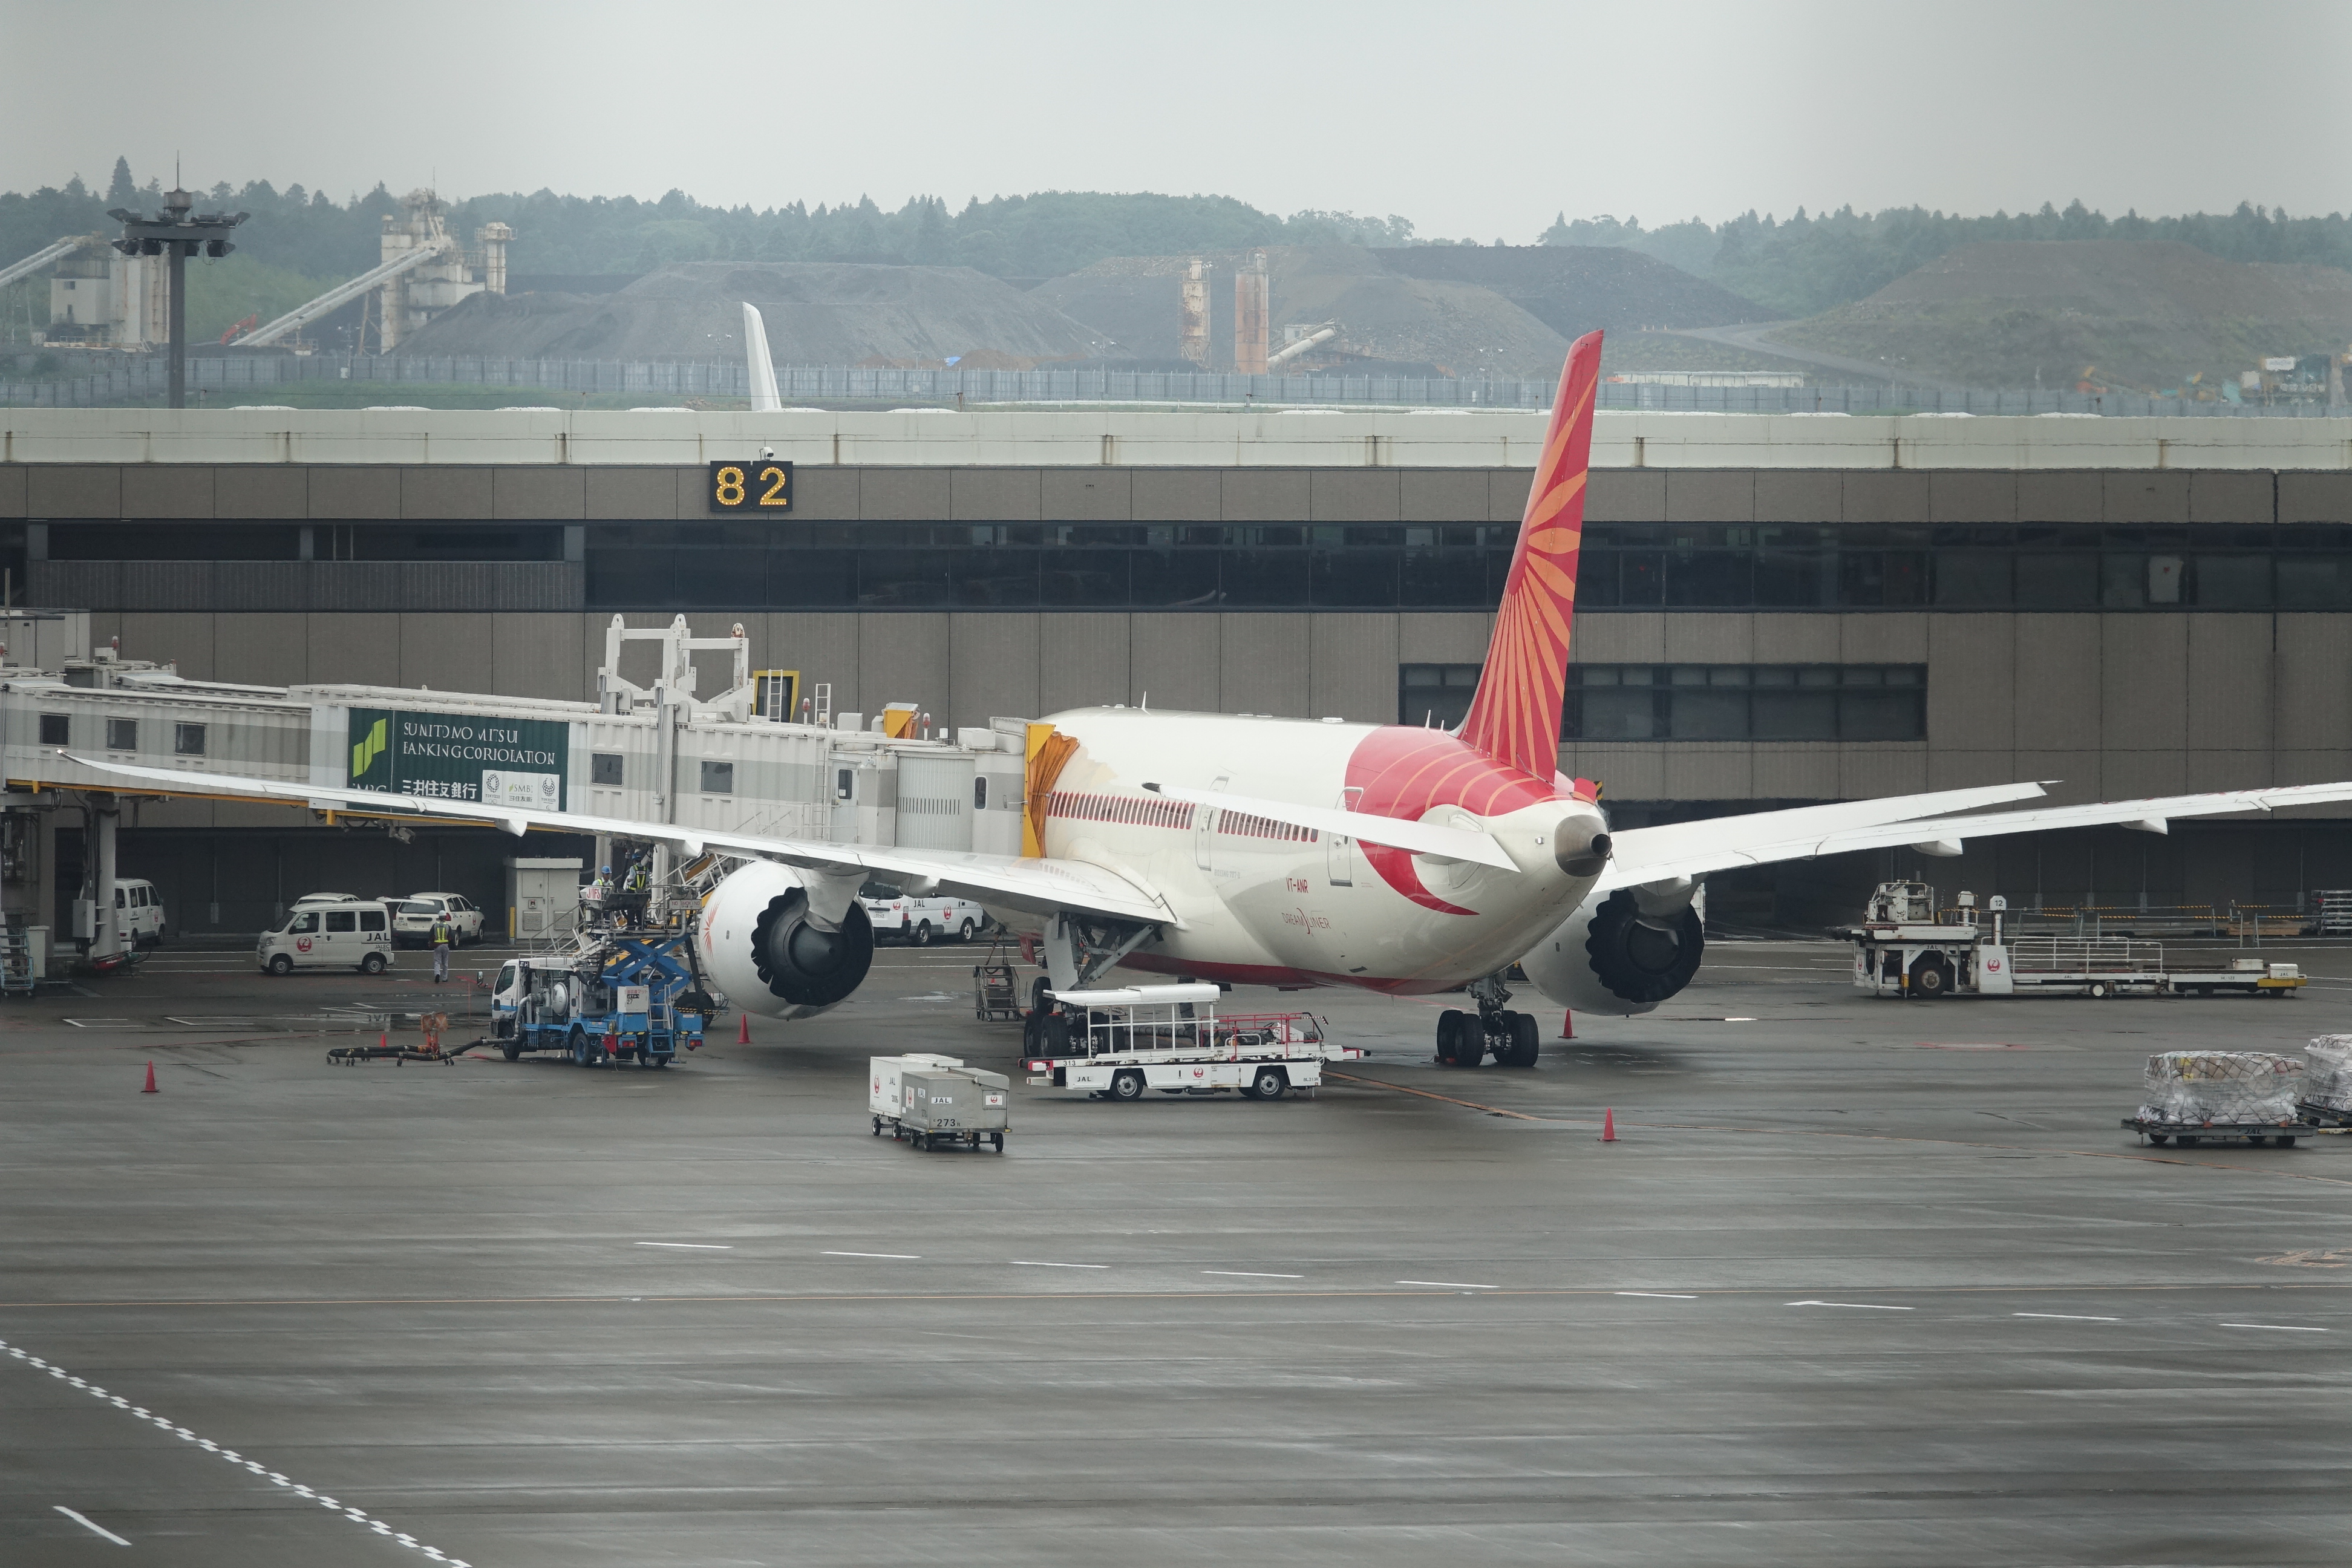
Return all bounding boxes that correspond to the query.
[1436,1008,1467,1062]
[1502,1013,1541,1068]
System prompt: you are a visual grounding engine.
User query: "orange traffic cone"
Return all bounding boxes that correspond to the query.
[736,1013,751,1045]
[1561,1010,1575,1040]
[1601,1108,1616,1143]
[142,1060,157,1094]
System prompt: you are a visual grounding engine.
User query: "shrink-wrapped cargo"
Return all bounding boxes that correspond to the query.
[2138,1051,2301,1125]
[2301,1037,2352,1113]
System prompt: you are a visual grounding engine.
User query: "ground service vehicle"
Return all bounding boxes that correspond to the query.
[1844,881,2307,999]
[114,878,166,946]
[858,880,988,944]
[259,899,394,975]
[1023,982,1361,1101]
[394,892,485,947]
[488,933,706,1068]
[81,331,2352,1070]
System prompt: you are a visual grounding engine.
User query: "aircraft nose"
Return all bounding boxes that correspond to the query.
[1554,825,1613,878]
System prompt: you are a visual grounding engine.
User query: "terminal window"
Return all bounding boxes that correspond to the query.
[1399,664,1927,742]
[578,521,2352,613]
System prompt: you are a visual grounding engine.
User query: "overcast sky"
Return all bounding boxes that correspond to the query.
[5,0,2345,237]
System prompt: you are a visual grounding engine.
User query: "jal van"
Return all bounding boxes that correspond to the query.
[258,898,394,975]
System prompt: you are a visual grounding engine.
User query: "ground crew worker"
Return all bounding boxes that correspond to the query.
[431,915,451,984]
[625,857,649,893]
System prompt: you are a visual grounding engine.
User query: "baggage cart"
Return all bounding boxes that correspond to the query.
[870,1054,1009,1151]
[973,940,1022,1022]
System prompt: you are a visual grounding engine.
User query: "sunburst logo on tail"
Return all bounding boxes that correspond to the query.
[1455,331,1602,782]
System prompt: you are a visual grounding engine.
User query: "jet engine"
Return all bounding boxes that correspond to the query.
[1517,882,1705,1016]
[696,860,875,1021]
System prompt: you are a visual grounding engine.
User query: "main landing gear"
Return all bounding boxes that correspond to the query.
[1436,973,1540,1069]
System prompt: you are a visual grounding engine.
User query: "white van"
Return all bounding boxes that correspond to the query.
[114,879,166,947]
[258,899,394,975]
[858,879,991,945]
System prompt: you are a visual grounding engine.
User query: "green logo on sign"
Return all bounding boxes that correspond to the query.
[351,717,388,782]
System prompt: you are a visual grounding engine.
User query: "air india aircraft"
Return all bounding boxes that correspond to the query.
[73,326,2352,1065]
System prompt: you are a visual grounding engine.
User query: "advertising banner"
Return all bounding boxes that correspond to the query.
[347,708,569,810]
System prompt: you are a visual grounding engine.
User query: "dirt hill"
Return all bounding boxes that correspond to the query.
[397,262,1111,366]
[1771,240,2352,390]
[1371,244,1762,336]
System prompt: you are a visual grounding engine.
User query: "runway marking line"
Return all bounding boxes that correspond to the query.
[1397,1279,1496,1290]
[823,1251,920,1260]
[5,1338,468,1565]
[53,1506,129,1546]
[1011,1261,1108,1269]
[2014,1312,2120,1321]
[1788,1299,1912,1310]
[634,1242,732,1250]
[1617,1292,1698,1300]
[2221,1322,2328,1331]
[1203,1270,1304,1279]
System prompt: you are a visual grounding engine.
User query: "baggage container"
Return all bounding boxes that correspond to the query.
[870,1054,1008,1152]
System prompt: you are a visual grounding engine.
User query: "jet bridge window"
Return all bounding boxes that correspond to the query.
[174,723,206,756]
[105,717,137,751]
[590,752,624,787]
[37,713,67,746]
[699,760,735,795]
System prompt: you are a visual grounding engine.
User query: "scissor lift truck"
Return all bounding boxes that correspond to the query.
[1844,881,2305,1000]
[487,930,710,1068]
[1022,982,1365,1102]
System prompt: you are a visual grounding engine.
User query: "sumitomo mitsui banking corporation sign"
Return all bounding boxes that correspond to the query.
[347,708,569,810]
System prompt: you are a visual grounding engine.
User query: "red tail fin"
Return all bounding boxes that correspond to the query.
[1456,330,1601,782]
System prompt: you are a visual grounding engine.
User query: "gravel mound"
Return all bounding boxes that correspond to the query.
[397,262,1111,366]
[1773,241,2352,389]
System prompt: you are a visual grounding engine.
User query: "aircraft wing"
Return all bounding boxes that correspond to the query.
[1598,780,2352,892]
[59,754,1175,927]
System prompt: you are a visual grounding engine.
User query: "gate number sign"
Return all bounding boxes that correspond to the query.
[708,459,794,512]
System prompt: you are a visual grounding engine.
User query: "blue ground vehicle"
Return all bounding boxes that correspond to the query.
[488,933,710,1069]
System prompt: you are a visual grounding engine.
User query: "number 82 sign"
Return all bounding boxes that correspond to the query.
[708,459,794,512]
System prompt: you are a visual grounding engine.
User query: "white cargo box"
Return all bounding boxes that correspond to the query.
[870,1053,965,1117]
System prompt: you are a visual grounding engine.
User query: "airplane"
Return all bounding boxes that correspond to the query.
[66,329,2352,1067]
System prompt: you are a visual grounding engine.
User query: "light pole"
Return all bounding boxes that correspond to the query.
[108,188,246,409]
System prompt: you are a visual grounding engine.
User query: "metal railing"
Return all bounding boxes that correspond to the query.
[4,351,2342,416]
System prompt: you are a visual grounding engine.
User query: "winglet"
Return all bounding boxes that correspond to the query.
[743,301,782,413]
[1455,330,1602,782]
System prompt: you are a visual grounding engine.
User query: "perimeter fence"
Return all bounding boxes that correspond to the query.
[1,352,2341,417]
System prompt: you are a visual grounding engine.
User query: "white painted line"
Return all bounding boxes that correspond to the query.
[1721,1016,1758,1022]
[1398,1279,1496,1289]
[1203,1270,1304,1279]
[53,1506,129,1546]
[2221,1322,2328,1332]
[823,1250,921,1259]
[2014,1312,2120,1322]
[633,1242,733,1250]
[1786,1299,1912,1310]
[4,1336,469,1567]
[1617,1291,1699,1300]
[1012,1260,1109,1269]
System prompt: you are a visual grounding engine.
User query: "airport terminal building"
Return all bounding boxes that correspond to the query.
[3,405,2350,931]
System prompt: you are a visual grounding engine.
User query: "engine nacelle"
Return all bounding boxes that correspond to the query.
[696,860,875,1021]
[1518,883,1705,1017]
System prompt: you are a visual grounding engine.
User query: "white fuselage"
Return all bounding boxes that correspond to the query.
[1007,708,1607,995]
